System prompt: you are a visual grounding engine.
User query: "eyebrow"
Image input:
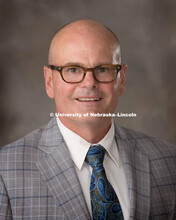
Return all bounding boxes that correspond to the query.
[63,62,85,67]
[62,62,112,67]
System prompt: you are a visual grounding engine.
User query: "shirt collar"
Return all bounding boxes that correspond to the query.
[98,122,119,167]
[56,116,119,170]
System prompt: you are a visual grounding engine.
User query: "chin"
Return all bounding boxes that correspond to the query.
[79,114,111,124]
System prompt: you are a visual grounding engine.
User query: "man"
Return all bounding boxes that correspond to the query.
[0,20,175,220]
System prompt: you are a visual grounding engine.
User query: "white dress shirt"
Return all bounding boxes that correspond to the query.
[56,116,129,220]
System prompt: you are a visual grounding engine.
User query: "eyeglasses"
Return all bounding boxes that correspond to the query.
[48,64,122,83]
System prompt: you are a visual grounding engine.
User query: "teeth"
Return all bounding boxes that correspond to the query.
[77,98,101,101]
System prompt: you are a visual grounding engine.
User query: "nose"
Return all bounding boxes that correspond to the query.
[80,70,98,89]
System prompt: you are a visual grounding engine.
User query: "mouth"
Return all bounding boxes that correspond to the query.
[76,98,102,102]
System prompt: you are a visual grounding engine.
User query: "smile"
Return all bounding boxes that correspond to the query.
[76,98,102,102]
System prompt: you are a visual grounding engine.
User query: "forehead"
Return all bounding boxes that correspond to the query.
[50,27,116,65]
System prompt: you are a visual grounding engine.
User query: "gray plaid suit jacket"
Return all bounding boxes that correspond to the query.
[0,117,176,219]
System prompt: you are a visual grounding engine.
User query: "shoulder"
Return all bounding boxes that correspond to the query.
[0,117,58,156]
[114,124,176,158]
[0,117,61,180]
[0,126,43,153]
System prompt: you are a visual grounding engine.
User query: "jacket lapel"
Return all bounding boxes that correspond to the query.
[36,118,90,219]
[115,125,150,219]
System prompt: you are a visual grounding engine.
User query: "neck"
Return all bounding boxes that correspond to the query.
[59,117,112,143]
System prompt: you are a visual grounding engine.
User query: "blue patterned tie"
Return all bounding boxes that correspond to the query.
[86,145,123,220]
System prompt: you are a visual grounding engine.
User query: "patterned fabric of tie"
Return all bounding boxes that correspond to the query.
[86,145,123,220]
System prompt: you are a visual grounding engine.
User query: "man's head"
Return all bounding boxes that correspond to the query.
[44,19,127,129]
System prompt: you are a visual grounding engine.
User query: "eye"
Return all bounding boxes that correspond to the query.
[68,67,78,72]
[97,67,109,73]
[65,66,82,73]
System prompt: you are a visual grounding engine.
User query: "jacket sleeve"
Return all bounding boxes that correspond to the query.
[0,176,12,219]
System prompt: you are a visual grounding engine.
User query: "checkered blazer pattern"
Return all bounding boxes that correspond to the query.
[0,117,175,219]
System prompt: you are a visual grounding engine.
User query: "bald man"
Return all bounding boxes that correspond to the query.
[0,20,175,220]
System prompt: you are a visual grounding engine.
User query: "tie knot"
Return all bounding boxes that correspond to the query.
[86,145,106,171]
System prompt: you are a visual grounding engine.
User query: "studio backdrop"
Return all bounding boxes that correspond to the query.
[0,0,176,146]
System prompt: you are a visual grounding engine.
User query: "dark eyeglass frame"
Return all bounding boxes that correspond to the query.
[48,64,122,83]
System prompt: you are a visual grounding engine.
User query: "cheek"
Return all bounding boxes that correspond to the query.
[54,84,74,113]
[107,80,120,107]
[101,79,120,101]
[53,79,76,104]
[113,78,121,91]
[53,80,62,99]
[106,80,120,100]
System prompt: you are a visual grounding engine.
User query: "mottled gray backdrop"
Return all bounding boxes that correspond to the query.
[0,0,176,146]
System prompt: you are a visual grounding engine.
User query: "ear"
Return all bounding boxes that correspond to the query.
[119,64,127,96]
[43,66,55,99]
